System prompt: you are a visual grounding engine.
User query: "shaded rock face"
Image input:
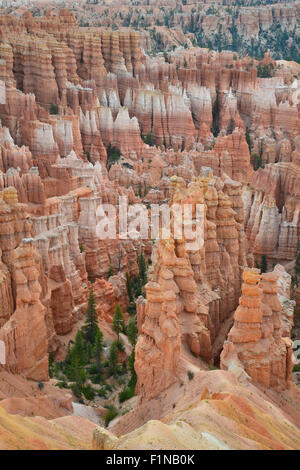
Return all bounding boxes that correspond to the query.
[135,172,249,402]
[243,158,300,302]
[0,239,49,381]
[221,267,294,391]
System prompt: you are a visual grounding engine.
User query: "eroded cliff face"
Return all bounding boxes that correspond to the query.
[0,8,298,167]
[244,160,300,267]
[33,1,299,65]
[221,267,294,391]
[135,172,249,402]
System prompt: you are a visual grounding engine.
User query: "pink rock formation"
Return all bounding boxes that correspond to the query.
[0,239,49,381]
[221,267,294,390]
[244,160,300,268]
[135,172,249,401]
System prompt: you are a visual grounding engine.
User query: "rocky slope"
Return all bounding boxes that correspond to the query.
[93,368,300,450]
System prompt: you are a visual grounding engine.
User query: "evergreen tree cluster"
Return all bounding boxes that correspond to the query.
[256,63,275,78]
[50,288,128,402]
[49,252,148,415]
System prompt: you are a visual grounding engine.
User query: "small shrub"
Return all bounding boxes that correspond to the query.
[88,364,99,375]
[107,266,113,278]
[187,370,194,380]
[104,405,118,427]
[97,388,108,398]
[55,381,69,389]
[107,145,121,170]
[82,385,95,401]
[90,373,104,384]
[122,162,133,169]
[118,385,135,403]
[104,383,113,392]
[50,103,59,115]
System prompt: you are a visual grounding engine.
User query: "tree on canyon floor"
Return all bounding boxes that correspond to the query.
[260,254,268,273]
[104,404,118,427]
[113,304,125,348]
[251,153,263,170]
[50,255,148,410]
[138,251,148,287]
[108,341,119,376]
[126,316,138,346]
[106,145,121,170]
[245,128,252,153]
[93,329,104,374]
[82,287,99,345]
[142,132,154,146]
[126,272,134,303]
[50,103,59,115]
[228,118,235,134]
[49,284,138,409]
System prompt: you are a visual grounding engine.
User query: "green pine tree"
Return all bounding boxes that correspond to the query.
[138,251,147,286]
[113,304,125,346]
[86,342,93,362]
[67,351,87,388]
[128,349,137,388]
[133,274,142,298]
[126,316,138,346]
[73,330,86,366]
[126,272,134,302]
[108,341,119,376]
[83,287,99,345]
[245,127,252,152]
[260,254,267,273]
[93,329,104,373]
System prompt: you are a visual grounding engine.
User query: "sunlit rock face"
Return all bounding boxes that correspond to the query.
[135,172,249,402]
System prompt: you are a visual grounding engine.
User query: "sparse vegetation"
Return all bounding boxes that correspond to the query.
[256,62,275,78]
[187,370,194,380]
[260,254,268,273]
[104,405,118,427]
[50,103,59,115]
[107,145,121,170]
